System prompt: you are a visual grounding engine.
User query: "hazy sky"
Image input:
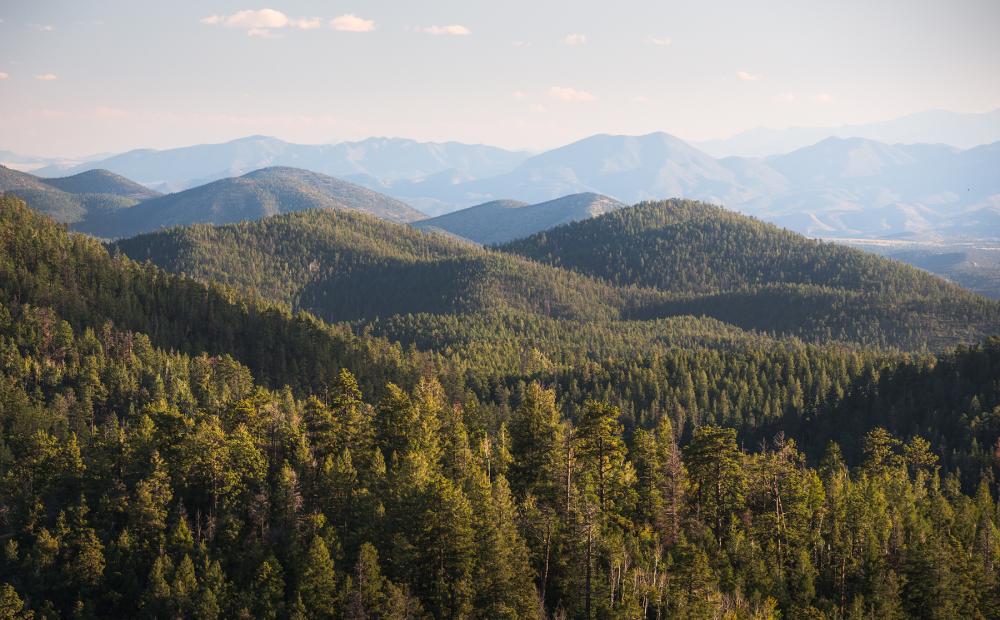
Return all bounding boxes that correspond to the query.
[1,0,999,156]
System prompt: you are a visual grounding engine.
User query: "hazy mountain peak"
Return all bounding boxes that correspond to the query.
[73,165,425,239]
[413,191,624,244]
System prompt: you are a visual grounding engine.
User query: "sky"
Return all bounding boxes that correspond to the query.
[1,0,999,157]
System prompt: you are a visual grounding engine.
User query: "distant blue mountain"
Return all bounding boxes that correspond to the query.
[696,108,1000,157]
[388,133,1000,241]
[25,125,1000,242]
[36,136,530,193]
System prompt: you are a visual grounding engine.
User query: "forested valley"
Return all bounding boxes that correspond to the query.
[1,194,999,619]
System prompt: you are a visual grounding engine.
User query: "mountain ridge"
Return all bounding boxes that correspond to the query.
[697,107,1000,157]
[77,166,426,238]
[35,135,530,192]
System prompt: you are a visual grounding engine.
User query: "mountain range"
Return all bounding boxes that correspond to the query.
[379,133,1000,242]
[696,107,1000,157]
[19,127,998,243]
[32,135,529,193]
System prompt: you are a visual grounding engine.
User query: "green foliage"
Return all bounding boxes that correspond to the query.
[1,165,152,225]
[0,193,998,618]
[502,199,1000,349]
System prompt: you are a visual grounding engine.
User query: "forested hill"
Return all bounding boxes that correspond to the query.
[501,199,972,295]
[38,168,160,200]
[500,199,1000,348]
[0,165,151,224]
[0,194,417,396]
[111,208,662,324]
[115,202,1000,350]
[77,166,426,238]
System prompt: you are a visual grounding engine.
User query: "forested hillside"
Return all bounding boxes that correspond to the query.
[0,165,150,224]
[115,202,999,350]
[38,169,160,200]
[111,208,663,324]
[1,193,999,618]
[501,200,1000,349]
[0,196,416,397]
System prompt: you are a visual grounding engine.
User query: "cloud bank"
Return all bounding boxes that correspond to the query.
[201,8,326,37]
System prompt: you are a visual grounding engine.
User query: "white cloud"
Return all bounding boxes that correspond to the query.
[737,71,762,81]
[0,72,7,80]
[512,40,530,47]
[812,93,833,103]
[201,9,322,36]
[511,90,527,99]
[773,92,796,103]
[223,9,289,29]
[632,95,649,103]
[330,14,375,32]
[531,103,547,113]
[418,24,471,36]
[562,33,586,46]
[645,36,671,46]
[40,25,54,32]
[549,86,595,102]
[294,17,322,30]
[35,73,57,81]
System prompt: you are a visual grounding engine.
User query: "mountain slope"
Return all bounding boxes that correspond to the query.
[412,193,625,244]
[500,200,1000,349]
[0,194,417,395]
[0,165,147,223]
[80,166,426,238]
[41,168,161,199]
[111,207,659,324]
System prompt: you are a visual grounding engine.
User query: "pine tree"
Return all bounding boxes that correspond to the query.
[298,535,339,619]
[508,383,561,498]
[682,425,744,545]
[0,583,33,620]
[251,556,285,620]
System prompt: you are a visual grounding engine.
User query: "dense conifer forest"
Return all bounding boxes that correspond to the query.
[114,202,1000,351]
[1,194,999,618]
